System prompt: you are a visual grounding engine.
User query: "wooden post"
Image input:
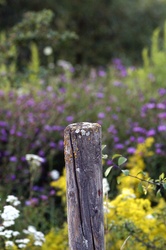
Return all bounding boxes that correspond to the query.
[64,122,104,250]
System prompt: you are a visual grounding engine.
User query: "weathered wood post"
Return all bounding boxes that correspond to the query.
[64,122,104,250]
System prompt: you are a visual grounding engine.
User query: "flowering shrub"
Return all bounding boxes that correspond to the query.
[0,195,45,249]
[41,225,68,250]
[105,188,166,250]
[117,137,154,195]
[47,139,166,250]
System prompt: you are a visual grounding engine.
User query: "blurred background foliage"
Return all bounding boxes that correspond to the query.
[1,1,166,248]
[1,0,166,66]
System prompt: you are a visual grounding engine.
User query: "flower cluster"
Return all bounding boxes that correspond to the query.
[0,195,45,249]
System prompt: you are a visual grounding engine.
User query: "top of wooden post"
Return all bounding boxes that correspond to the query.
[65,122,101,131]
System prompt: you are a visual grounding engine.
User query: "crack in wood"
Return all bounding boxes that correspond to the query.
[69,131,87,244]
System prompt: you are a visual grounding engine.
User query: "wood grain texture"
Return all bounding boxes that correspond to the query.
[64,122,104,250]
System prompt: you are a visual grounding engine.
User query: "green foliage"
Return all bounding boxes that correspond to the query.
[127,22,166,95]
[28,43,40,84]
[1,1,166,65]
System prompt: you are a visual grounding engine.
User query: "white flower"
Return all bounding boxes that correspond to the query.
[43,46,53,56]
[6,195,21,206]
[3,230,13,239]
[23,225,45,246]
[146,214,154,219]
[3,220,15,227]
[49,170,60,180]
[103,178,110,196]
[18,243,27,248]
[15,238,30,244]
[12,231,20,237]
[25,154,45,167]
[0,226,4,232]
[57,59,73,70]
[5,240,14,247]
[34,240,43,246]
[23,225,36,234]
[1,205,20,227]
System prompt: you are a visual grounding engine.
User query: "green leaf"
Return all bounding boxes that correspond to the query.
[159,173,165,181]
[118,156,127,166]
[162,182,166,190]
[112,154,122,160]
[137,183,144,194]
[105,166,113,177]
[156,189,162,198]
[102,145,107,151]
[102,154,108,159]
[117,176,123,184]
[137,171,146,176]
[122,169,130,176]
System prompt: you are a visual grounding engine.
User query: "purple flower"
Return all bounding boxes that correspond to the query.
[113,136,119,142]
[66,116,74,122]
[106,160,113,166]
[33,186,43,192]
[98,69,106,77]
[40,195,48,201]
[137,137,145,143]
[44,125,52,131]
[108,125,117,134]
[146,129,156,136]
[46,86,53,92]
[115,143,124,149]
[155,148,162,154]
[127,147,136,154]
[50,189,56,196]
[0,121,8,127]
[59,87,66,93]
[10,174,16,180]
[25,198,39,206]
[49,142,57,148]
[146,103,155,109]
[57,105,65,113]
[129,136,136,142]
[16,131,23,137]
[158,88,166,96]
[0,90,4,97]
[52,125,63,131]
[26,99,35,107]
[10,128,15,135]
[113,81,123,87]
[156,103,165,109]
[38,150,45,157]
[158,125,166,132]
[112,114,118,120]
[120,68,127,77]
[158,113,166,119]
[58,140,64,150]
[133,127,146,134]
[98,112,105,119]
[112,58,122,65]
[9,156,17,162]
[96,92,104,98]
